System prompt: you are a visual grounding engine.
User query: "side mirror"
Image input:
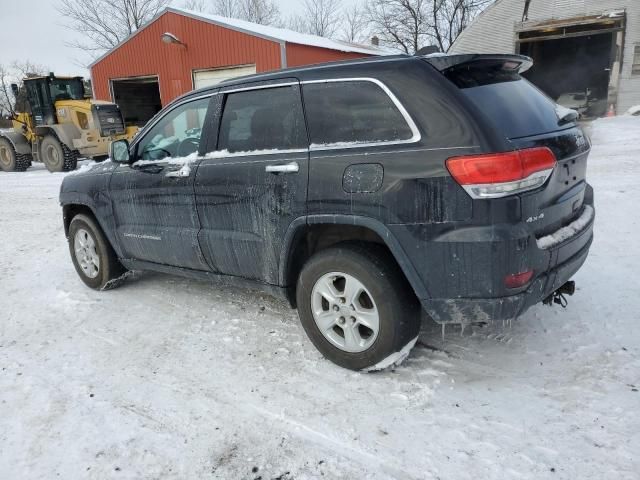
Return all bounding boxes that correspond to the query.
[110,139,130,163]
[10,83,19,96]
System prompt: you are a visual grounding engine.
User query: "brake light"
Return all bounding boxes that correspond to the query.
[446,147,556,199]
[504,270,534,289]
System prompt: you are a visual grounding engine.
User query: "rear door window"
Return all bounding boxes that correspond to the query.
[302,80,414,147]
[217,85,307,153]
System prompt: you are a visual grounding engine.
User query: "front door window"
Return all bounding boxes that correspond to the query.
[136,97,210,161]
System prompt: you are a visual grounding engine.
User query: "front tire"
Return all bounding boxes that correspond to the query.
[0,137,30,172]
[296,243,421,371]
[40,135,78,172]
[68,214,126,290]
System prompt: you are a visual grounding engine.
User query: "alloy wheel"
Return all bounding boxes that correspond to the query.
[310,272,380,353]
[74,228,100,279]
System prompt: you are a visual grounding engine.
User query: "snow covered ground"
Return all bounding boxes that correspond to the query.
[1,117,639,479]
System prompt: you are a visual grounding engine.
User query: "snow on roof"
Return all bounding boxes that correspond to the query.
[90,7,388,68]
[169,7,387,56]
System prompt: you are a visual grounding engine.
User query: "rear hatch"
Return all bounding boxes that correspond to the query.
[425,54,591,241]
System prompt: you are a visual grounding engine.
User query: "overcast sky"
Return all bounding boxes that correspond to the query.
[0,0,355,77]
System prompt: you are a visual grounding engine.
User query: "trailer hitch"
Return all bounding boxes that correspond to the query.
[543,281,575,308]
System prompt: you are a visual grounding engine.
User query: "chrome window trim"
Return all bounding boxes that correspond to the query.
[220,81,298,94]
[301,77,422,151]
[133,77,421,159]
[130,93,215,152]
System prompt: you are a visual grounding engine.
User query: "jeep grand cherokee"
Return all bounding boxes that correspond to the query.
[60,54,594,370]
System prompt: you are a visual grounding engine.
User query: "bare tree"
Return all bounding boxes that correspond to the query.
[366,0,490,54]
[430,0,491,52]
[184,0,281,25]
[366,0,426,54]
[238,0,281,25]
[213,0,238,17]
[289,0,343,37]
[57,0,171,54]
[341,3,370,43]
[0,61,48,117]
[0,65,15,118]
[182,0,209,11]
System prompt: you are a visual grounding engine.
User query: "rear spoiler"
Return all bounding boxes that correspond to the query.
[422,54,533,74]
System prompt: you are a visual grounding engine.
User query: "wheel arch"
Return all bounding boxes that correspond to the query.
[62,202,123,258]
[279,215,430,307]
[63,203,98,237]
[37,124,81,149]
[0,131,31,155]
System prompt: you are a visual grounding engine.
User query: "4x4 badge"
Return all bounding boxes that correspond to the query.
[526,212,545,223]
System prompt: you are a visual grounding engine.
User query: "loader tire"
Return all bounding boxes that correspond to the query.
[0,137,31,172]
[40,135,78,172]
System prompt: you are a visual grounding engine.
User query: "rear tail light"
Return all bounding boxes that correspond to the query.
[504,270,534,289]
[446,147,556,199]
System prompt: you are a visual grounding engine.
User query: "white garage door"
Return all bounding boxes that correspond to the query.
[193,65,257,89]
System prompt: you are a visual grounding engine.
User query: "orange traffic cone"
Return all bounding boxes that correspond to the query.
[606,104,616,117]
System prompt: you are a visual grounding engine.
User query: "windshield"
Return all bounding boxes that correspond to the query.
[49,79,84,101]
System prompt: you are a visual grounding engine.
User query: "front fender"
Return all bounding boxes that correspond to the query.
[48,124,81,148]
[0,130,31,155]
[60,167,122,258]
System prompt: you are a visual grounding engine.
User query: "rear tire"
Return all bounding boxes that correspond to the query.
[40,135,78,172]
[68,214,126,290]
[296,243,421,371]
[0,137,30,172]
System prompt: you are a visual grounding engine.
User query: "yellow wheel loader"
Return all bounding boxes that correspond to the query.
[0,74,137,173]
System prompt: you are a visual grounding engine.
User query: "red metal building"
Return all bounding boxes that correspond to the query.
[90,7,383,126]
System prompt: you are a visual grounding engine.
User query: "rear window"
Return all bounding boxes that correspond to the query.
[445,66,564,139]
[302,81,414,147]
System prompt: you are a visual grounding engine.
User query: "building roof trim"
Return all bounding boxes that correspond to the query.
[90,6,384,69]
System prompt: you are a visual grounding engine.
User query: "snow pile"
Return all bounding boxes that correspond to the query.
[65,161,98,176]
[536,205,594,250]
[310,141,381,149]
[555,104,579,122]
[205,148,302,158]
[626,105,640,116]
[363,336,418,372]
[603,9,625,18]
[65,159,113,176]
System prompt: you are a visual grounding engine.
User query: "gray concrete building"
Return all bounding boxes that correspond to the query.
[451,1,640,116]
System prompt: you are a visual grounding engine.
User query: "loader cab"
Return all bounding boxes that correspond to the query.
[23,75,85,127]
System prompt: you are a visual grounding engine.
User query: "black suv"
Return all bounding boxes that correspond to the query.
[60,54,594,370]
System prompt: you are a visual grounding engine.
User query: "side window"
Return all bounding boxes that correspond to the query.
[217,85,306,153]
[302,81,414,147]
[136,97,210,161]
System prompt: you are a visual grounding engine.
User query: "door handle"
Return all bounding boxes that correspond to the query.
[265,162,299,174]
[165,168,190,178]
[137,164,163,174]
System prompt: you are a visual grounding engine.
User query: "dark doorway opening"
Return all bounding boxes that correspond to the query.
[519,33,614,118]
[111,77,162,127]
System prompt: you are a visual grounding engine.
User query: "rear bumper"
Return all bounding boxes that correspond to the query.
[422,230,592,322]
